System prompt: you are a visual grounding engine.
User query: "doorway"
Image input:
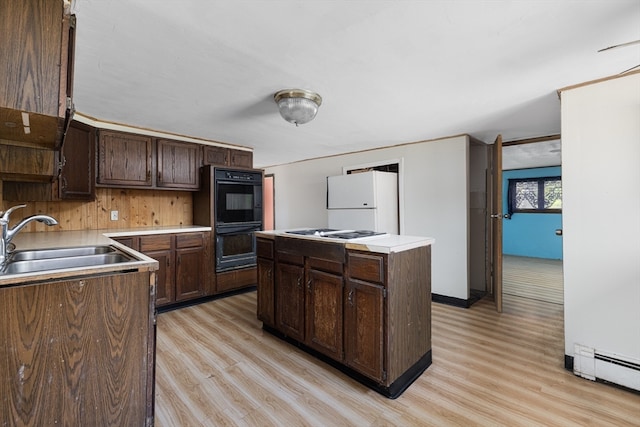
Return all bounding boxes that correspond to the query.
[501,136,563,305]
[262,174,274,231]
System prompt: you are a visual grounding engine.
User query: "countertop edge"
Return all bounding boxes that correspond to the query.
[256,230,434,254]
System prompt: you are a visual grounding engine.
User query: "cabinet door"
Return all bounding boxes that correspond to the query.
[0,0,74,149]
[147,249,174,306]
[157,139,200,189]
[276,263,305,341]
[202,146,229,165]
[344,279,385,382]
[140,235,174,307]
[59,120,96,200]
[257,258,275,327]
[305,269,344,361]
[175,246,204,301]
[97,130,153,187]
[230,149,253,168]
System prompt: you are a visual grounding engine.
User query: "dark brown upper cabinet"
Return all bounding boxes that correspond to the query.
[203,145,253,169]
[58,120,96,200]
[0,0,75,149]
[156,139,201,190]
[97,130,154,187]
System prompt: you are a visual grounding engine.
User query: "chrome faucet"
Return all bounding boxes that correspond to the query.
[0,204,58,270]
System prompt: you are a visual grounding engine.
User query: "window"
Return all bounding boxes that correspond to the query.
[507,176,562,215]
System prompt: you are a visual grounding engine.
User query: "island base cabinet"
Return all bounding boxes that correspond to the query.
[306,268,344,361]
[344,279,385,382]
[258,234,432,398]
[276,262,305,342]
[0,271,155,426]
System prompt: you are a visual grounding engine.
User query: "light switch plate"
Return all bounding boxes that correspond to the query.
[110,210,118,221]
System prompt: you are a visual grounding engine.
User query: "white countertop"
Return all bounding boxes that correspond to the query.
[256,229,434,254]
[1,226,211,286]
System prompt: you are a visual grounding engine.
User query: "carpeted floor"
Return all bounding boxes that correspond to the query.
[503,255,564,305]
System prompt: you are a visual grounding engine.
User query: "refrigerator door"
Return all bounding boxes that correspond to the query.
[327,172,378,209]
[328,209,377,231]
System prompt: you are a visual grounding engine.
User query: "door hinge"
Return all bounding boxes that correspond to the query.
[382,370,387,382]
[383,288,387,299]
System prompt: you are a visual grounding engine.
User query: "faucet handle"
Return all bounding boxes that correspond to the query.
[0,204,27,222]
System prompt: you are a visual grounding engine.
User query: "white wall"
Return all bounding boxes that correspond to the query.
[561,73,640,361]
[265,135,471,299]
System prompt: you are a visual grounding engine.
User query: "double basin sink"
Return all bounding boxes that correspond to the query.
[2,245,136,275]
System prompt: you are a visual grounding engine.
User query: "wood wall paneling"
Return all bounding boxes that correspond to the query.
[0,188,193,232]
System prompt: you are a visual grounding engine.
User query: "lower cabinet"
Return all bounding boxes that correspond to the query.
[257,235,432,398]
[115,231,209,307]
[257,237,275,327]
[0,271,156,426]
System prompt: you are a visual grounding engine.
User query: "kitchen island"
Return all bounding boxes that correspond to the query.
[256,229,434,398]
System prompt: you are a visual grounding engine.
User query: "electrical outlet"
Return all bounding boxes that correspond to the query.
[110,210,118,221]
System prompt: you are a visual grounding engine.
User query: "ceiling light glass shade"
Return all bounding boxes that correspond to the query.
[274,89,322,125]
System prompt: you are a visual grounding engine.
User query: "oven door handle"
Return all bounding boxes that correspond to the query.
[216,225,261,234]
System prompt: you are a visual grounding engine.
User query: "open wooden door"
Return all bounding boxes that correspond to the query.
[491,134,503,312]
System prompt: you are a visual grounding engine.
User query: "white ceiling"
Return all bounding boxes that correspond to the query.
[71,1,640,168]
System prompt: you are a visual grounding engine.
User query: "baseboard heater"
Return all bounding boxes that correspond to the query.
[573,344,640,391]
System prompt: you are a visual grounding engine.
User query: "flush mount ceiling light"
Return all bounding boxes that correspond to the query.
[274,89,322,126]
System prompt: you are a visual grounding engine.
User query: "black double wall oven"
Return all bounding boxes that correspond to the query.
[213,167,263,272]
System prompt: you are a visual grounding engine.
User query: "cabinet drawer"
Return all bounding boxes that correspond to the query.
[308,257,343,275]
[139,234,172,252]
[276,251,304,266]
[347,252,385,284]
[176,232,203,249]
[257,238,274,259]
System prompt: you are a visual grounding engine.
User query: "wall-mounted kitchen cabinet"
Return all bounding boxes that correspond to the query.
[97,130,202,190]
[156,138,200,189]
[97,130,154,187]
[2,120,96,201]
[0,0,75,150]
[203,145,253,169]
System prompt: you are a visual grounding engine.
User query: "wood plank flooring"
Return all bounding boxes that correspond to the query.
[155,292,640,426]
[503,255,564,305]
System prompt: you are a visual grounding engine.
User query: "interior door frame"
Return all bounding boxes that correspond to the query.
[490,134,503,312]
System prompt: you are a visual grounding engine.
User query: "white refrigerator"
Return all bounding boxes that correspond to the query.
[326,171,398,233]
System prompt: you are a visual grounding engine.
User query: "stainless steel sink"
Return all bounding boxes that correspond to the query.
[2,246,136,275]
[10,245,116,261]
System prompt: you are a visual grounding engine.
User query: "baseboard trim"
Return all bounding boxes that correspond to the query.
[432,292,484,308]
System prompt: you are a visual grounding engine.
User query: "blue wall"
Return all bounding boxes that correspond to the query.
[503,166,563,260]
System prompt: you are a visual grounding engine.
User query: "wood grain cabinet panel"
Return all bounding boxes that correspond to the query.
[306,267,344,361]
[276,262,306,341]
[98,130,153,187]
[118,232,208,307]
[0,0,75,149]
[203,145,253,168]
[344,278,385,382]
[257,238,275,327]
[59,120,96,200]
[156,138,201,189]
[0,271,155,426]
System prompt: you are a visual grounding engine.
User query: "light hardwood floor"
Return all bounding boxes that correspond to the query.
[503,255,564,305]
[155,292,640,426]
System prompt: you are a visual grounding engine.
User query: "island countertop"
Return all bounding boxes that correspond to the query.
[0,225,211,287]
[256,229,434,254]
